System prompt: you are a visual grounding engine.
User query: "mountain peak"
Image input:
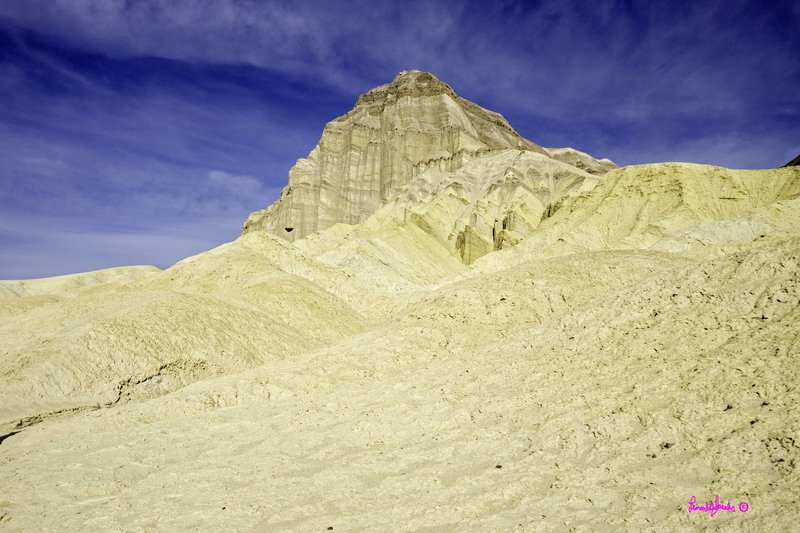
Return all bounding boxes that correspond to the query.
[391,69,448,87]
[242,71,613,243]
[356,70,456,106]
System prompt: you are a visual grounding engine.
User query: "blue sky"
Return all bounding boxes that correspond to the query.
[1,0,798,279]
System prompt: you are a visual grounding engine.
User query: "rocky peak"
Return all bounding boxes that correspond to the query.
[355,70,457,106]
[242,71,613,243]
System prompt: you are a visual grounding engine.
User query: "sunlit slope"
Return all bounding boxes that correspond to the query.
[293,149,601,267]
[0,233,366,432]
[1,161,799,530]
[298,219,467,289]
[2,235,797,530]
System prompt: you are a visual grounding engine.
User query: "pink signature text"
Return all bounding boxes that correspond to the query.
[688,495,750,517]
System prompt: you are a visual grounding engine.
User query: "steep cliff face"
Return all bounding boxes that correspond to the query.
[242,70,561,241]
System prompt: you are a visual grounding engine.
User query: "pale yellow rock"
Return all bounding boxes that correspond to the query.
[471,162,800,273]
[363,149,602,263]
[1,77,799,531]
[0,234,367,431]
[2,228,798,531]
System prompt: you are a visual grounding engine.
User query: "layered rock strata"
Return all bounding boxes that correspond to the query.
[242,70,613,244]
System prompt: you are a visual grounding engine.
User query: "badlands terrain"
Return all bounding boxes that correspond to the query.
[1,71,798,531]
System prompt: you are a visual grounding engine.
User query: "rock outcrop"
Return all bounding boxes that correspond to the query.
[366,149,601,263]
[242,70,614,244]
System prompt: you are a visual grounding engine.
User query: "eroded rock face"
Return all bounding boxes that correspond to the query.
[242,70,555,241]
[367,149,602,264]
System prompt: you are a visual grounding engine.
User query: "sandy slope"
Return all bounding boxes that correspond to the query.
[1,162,799,531]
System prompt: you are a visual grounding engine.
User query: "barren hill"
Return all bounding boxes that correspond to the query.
[1,72,799,531]
[242,70,615,247]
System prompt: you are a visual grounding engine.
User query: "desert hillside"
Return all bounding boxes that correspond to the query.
[1,72,798,531]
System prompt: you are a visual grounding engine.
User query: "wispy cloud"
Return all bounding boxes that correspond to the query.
[0,212,243,279]
[2,1,798,139]
[207,170,271,201]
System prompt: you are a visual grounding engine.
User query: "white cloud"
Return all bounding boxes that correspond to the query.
[0,208,247,279]
[207,170,270,200]
[2,0,795,121]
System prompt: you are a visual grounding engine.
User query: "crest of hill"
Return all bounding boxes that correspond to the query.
[0,265,160,300]
[242,70,615,243]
